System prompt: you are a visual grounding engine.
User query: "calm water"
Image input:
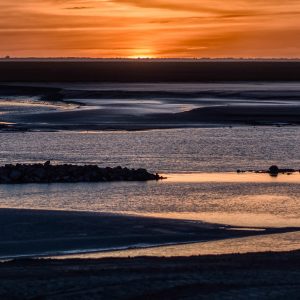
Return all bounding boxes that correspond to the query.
[1,127,300,172]
[0,127,300,230]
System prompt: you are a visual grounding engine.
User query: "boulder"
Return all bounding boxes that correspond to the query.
[269,165,279,175]
[9,170,22,181]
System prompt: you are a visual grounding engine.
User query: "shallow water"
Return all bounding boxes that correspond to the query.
[0,127,300,172]
[0,176,299,228]
[52,231,300,259]
[2,82,300,125]
[0,128,300,231]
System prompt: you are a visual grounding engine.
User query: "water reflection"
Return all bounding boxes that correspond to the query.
[1,172,300,228]
[164,172,300,183]
[52,231,300,260]
[136,212,300,228]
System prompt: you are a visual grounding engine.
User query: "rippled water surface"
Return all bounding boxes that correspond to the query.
[1,127,300,172]
[0,127,300,229]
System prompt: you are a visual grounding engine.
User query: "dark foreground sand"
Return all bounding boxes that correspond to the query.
[1,250,300,299]
[2,208,297,259]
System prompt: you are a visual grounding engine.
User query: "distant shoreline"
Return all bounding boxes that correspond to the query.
[1,60,300,82]
[1,58,300,62]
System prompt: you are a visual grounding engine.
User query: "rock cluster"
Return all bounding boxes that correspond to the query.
[237,165,297,175]
[0,161,162,184]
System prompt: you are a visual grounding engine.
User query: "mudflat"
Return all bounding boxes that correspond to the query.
[1,208,298,259]
[2,81,300,130]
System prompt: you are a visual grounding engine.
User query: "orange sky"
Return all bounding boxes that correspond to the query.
[0,0,300,58]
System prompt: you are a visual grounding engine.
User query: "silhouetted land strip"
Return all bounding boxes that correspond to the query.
[1,250,300,299]
[1,60,300,82]
[0,162,162,184]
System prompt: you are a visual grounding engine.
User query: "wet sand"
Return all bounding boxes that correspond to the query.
[2,82,300,130]
[1,208,299,259]
[5,103,300,131]
[1,250,300,299]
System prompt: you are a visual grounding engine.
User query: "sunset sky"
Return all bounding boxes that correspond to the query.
[0,0,300,58]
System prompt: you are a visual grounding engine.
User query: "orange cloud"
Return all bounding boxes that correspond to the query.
[0,0,299,58]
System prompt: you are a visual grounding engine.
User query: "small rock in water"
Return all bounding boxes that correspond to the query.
[269,165,279,175]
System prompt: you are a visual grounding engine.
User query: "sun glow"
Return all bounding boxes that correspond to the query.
[128,48,156,59]
[1,1,300,58]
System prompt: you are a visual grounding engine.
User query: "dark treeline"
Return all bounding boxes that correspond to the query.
[0,61,300,82]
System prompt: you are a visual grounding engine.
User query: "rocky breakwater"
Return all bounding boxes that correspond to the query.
[0,161,163,184]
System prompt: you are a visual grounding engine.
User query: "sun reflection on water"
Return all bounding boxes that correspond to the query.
[164,172,300,183]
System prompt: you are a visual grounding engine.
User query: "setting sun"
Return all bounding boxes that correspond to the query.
[128,48,156,59]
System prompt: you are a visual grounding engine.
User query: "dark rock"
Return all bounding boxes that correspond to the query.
[44,160,51,167]
[0,162,163,184]
[9,170,22,181]
[237,166,298,175]
[269,165,279,175]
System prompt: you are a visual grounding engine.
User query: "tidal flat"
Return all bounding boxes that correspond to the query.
[3,208,296,259]
[1,63,300,298]
[2,82,300,130]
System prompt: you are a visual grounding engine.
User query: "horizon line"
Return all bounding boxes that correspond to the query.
[1,57,300,62]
